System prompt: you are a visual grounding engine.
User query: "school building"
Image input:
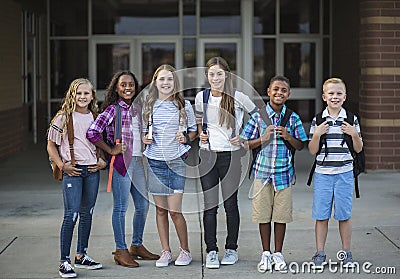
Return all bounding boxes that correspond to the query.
[1,0,399,171]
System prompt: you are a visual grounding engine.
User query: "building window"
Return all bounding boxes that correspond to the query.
[280,0,320,34]
[50,0,88,36]
[254,0,276,35]
[200,0,241,34]
[92,0,179,35]
[50,40,88,100]
[253,39,276,95]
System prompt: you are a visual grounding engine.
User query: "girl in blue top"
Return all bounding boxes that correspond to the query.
[142,64,197,267]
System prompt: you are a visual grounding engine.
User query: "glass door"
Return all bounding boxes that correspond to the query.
[90,38,179,100]
[139,39,180,89]
[197,39,241,88]
[278,39,322,122]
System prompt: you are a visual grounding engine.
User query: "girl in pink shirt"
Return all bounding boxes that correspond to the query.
[47,78,106,278]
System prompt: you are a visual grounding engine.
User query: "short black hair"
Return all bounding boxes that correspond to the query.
[269,75,290,88]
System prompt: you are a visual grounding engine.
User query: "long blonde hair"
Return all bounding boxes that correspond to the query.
[50,78,98,132]
[205,57,235,129]
[143,64,186,127]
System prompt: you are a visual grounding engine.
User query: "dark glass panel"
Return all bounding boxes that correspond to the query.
[92,0,179,35]
[200,0,240,34]
[254,0,276,35]
[50,0,88,36]
[253,39,276,96]
[50,40,88,98]
[280,0,319,33]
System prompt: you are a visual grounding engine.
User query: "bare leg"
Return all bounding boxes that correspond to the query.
[259,223,271,251]
[167,193,189,251]
[274,222,286,253]
[153,195,170,252]
[315,219,329,252]
[339,218,352,251]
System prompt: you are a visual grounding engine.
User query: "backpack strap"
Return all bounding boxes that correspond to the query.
[342,110,361,198]
[67,114,75,166]
[107,103,122,193]
[202,88,211,134]
[114,103,122,143]
[280,108,295,154]
[307,111,326,186]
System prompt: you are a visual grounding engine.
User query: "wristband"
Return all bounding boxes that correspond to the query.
[183,131,191,145]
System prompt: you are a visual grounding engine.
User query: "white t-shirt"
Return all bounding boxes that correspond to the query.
[131,113,142,157]
[195,89,257,151]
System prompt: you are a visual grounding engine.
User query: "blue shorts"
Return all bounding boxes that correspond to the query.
[147,157,186,196]
[312,170,353,221]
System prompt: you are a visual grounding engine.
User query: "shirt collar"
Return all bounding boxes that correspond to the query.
[266,103,287,119]
[117,98,131,109]
[322,107,346,119]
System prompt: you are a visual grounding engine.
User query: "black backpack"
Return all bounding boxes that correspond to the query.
[307,110,365,198]
[249,107,295,179]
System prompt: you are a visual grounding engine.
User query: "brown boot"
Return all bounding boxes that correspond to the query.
[114,249,139,267]
[129,244,160,260]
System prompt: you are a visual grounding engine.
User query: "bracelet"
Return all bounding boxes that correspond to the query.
[183,131,191,145]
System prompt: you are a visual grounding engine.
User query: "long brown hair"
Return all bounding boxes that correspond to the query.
[143,64,186,127]
[50,78,98,132]
[205,57,235,129]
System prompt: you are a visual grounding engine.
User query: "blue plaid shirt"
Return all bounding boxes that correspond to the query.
[240,104,308,190]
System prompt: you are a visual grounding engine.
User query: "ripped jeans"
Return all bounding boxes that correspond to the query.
[60,165,100,262]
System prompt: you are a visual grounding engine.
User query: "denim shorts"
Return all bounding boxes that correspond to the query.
[312,170,354,221]
[147,157,186,196]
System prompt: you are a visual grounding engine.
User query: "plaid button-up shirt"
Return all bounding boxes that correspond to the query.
[87,99,140,176]
[240,104,308,191]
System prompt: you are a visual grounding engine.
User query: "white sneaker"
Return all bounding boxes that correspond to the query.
[220,249,238,265]
[272,252,287,271]
[156,250,172,267]
[205,251,220,269]
[174,247,192,266]
[257,251,272,273]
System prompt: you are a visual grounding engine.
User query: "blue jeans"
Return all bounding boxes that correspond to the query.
[112,156,149,250]
[60,165,100,262]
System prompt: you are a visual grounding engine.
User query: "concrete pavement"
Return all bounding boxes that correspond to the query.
[0,142,399,278]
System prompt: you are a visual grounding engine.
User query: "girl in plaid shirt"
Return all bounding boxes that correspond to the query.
[87,71,159,268]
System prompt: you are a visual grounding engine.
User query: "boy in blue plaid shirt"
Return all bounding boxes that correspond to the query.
[240,76,308,273]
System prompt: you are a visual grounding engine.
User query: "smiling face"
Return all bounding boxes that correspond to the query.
[267,80,290,106]
[75,83,93,111]
[322,82,346,111]
[207,64,226,93]
[156,69,175,98]
[116,74,136,103]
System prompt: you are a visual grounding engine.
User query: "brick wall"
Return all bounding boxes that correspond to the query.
[359,0,400,170]
[0,106,29,160]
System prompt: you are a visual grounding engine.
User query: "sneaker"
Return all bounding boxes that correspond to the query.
[257,251,272,273]
[205,251,220,269]
[342,250,355,268]
[311,251,326,270]
[272,252,287,271]
[221,249,238,265]
[156,250,172,267]
[74,254,102,270]
[175,247,192,266]
[59,261,77,278]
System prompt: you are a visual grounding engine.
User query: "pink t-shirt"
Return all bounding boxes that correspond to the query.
[48,111,97,165]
